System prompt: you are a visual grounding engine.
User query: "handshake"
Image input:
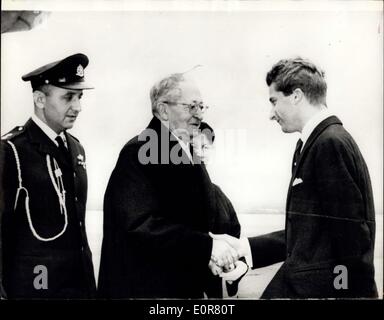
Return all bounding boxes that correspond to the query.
[208,232,249,282]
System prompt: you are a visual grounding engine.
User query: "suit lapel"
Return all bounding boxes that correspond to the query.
[290,116,342,182]
[286,116,342,216]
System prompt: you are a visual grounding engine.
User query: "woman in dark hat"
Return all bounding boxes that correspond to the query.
[192,122,248,297]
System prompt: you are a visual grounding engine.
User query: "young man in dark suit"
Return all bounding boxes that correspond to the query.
[0,54,96,299]
[211,57,378,298]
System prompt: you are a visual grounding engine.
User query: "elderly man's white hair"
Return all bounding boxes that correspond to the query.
[149,73,187,115]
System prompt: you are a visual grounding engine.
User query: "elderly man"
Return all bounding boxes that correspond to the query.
[0,53,96,299]
[98,73,240,298]
[211,57,378,299]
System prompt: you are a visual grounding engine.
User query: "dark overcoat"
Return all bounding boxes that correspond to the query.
[249,116,377,298]
[98,117,241,298]
[0,119,96,299]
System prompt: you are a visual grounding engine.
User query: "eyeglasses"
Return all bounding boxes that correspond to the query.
[162,101,209,114]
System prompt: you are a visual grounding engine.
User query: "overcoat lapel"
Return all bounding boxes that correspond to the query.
[147,117,216,229]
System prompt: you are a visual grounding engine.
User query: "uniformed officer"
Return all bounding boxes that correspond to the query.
[0,53,96,299]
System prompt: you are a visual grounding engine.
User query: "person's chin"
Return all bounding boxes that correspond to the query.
[281,126,295,134]
[63,121,75,130]
[278,122,287,132]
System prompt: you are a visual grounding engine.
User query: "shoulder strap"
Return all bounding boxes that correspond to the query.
[1,126,26,141]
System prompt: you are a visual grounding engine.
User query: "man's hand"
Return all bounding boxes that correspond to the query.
[220,260,249,282]
[208,259,223,276]
[211,238,239,268]
[209,259,236,276]
[209,232,248,259]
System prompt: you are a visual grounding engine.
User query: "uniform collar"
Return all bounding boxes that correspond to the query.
[301,108,333,150]
[32,114,67,147]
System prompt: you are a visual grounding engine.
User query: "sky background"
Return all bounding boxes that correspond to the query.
[1,3,383,216]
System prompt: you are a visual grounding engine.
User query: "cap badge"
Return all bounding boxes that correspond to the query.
[76,64,84,77]
[58,77,66,83]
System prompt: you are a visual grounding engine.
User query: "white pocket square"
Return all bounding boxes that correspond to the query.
[292,178,303,186]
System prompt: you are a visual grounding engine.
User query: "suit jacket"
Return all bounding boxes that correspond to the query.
[249,116,377,298]
[98,117,241,298]
[0,119,96,299]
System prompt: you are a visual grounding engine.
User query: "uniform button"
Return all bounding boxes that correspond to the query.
[287,252,291,257]
[75,196,78,202]
[18,126,23,131]
[81,246,84,252]
[73,172,77,178]
[79,221,82,227]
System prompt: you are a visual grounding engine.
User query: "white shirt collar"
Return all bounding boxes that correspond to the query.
[159,119,193,163]
[301,109,333,150]
[31,114,67,147]
[174,134,193,164]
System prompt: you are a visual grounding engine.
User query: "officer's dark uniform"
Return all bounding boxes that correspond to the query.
[0,54,96,299]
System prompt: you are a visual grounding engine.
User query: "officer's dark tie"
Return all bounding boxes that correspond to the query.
[55,135,69,157]
[292,138,303,172]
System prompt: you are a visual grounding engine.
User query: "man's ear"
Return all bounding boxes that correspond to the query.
[33,90,46,109]
[157,102,169,121]
[292,88,304,105]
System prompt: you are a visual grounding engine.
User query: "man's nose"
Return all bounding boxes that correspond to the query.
[193,107,206,120]
[269,108,276,121]
[193,109,204,121]
[71,98,82,113]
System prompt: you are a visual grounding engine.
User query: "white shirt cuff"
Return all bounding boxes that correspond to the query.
[241,237,253,269]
